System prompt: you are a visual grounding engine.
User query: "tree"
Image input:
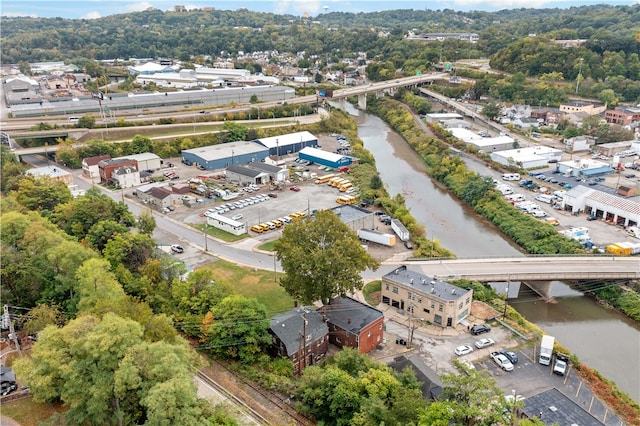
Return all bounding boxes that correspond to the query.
[482,102,501,121]
[77,114,96,129]
[23,304,64,336]
[598,88,619,107]
[103,232,156,273]
[11,175,73,212]
[129,134,154,154]
[137,210,156,235]
[14,313,220,426]
[205,295,271,364]
[275,210,379,305]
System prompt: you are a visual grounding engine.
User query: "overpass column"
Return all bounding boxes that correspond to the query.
[358,93,367,110]
[339,97,346,111]
[376,90,384,99]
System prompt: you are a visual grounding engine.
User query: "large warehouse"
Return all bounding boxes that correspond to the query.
[298,147,352,169]
[490,146,562,169]
[254,131,318,157]
[563,186,640,227]
[331,204,376,232]
[181,141,269,171]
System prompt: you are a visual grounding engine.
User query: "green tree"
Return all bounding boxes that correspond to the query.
[205,295,271,364]
[137,210,156,235]
[23,304,64,336]
[482,102,502,121]
[85,220,129,252]
[598,88,619,107]
[12,175,73,212]
[77,114,96,129]
[103,232,156,273]
[222,121,249,142]
[130,134,154,154]
[14,313,219,426]
[275,210,379,305]
[370,174,383,190]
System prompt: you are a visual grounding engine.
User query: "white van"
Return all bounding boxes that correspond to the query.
[502,173,521,181]
[535,194,553,204]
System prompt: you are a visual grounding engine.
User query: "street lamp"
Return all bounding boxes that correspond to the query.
[575,58,584,94]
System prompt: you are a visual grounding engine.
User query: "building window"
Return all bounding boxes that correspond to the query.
[434,314,442,325]
[385,283,389,291]
[459,302,463,309]
[439,304,443,312]
[466,297,470,305]
[431,302,435,309]
[367,331,371,337]
[417,297,422,303]
[423,308,430,314]
[392,286,398,294]
[408,305,414,313]
[408,292,413,300]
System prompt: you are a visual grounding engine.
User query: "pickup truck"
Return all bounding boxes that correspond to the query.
[490,351,514,372]
[553,353,569,376]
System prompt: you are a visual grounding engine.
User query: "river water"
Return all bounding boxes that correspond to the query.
[351,106,640,402]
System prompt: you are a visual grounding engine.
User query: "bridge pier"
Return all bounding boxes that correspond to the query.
[522,281,555,302]
[357,93,367,110]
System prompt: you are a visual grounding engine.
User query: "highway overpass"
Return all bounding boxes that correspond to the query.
[402,256,640,282]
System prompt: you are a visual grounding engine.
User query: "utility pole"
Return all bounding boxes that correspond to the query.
[4,305,22,356]
[407,304,413,349]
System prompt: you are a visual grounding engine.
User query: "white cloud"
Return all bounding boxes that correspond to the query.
[126,2,154,13]
[81,11,102,19]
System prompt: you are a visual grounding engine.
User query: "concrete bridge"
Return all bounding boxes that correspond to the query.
[403,256,639,282]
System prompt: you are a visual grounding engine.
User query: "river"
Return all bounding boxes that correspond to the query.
[350,105,640,402]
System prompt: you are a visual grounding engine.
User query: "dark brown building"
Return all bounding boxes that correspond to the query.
[269,307,329,375]
[318,296,385,354]
[98,158,137,184]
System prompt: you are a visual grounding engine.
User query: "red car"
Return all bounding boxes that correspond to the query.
[289,186,300,192]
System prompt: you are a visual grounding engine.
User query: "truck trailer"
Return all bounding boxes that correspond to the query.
[390,219,410,242]
[358,229,396,247]
[539,335,555,366]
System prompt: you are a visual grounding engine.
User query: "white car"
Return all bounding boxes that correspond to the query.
[531,210,547,218]
[455,345,474,356]
[492,353,514,371]
[475,338,495,349]
[231,213,243,221]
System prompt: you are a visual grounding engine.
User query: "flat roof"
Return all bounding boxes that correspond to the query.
[114,152,161,162]
[331,204,374,223]
[300,146,346,163]
[255,131,317,149]
[468,136,515,148]
[183,141,268,162]
[426,113,464,120]
[25,165,71,178]
[522,388,605,425]
[383,265,469,302]
[559,158,609,170]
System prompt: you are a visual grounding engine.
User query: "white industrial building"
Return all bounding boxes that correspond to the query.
[563,186,640,227]
[225,164,271,186]
[113,153,163,171]
[207,213,247,236]
[490,146,562,169]
[556,158,613,179]
[449,128,516,153]
[254,131,319,157]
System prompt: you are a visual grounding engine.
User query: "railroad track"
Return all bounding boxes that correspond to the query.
[206,362,316,426]
[196,370,268,425]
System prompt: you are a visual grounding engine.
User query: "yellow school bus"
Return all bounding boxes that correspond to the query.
[314,174,336,184]
[336,195,357,205]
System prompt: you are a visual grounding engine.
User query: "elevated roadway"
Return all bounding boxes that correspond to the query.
[400,256,639,282]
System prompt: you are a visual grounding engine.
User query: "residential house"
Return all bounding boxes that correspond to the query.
[98,158,137,184]
[269,307,329,375]
[111,166,141,188]
[82,155,111,180]
[140,186,173,209]
[317,296,384,354]
[381,265,473,328]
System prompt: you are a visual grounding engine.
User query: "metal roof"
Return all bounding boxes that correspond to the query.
[319,296,383,334]
[255,131,317,149]
[183,141,268,162]
[299,146,347,163]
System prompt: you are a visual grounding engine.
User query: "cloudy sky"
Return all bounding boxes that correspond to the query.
[1,0,637,19]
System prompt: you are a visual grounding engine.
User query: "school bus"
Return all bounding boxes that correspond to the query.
[250,224,265,233]
[330,178,349,188]
[339,182,353,192]
[336,195,357,205]
[314,173,336,184]
[327,176,344,186]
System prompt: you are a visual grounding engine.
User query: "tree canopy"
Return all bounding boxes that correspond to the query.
[275,210,379,305]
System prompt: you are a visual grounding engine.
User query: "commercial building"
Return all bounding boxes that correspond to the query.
[181,141,269,171]
[298,147,352,169]
[555,158,613,179]
[254,131,318,157]
[490,146,562,169]
[330,204,376,233]
[25,165,73,185]
[98,158,137,184]
[381,265,473,328]
[604,106,640,125]
[317,297,384,354]
[113,153,162,171]
[563,186,640,227]
[269,307,329,375]
[224,164,271,186]
[448,128,515,153]
[206,213,247,236]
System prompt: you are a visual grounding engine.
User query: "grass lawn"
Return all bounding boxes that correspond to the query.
[203,259,294,316]
[363,280,381,306]
[1,398,67,426]
[257,240,278,252]
[193,223,248,243]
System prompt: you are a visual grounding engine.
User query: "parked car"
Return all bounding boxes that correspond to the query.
[455,345,474,356]
[170,244,184,254]
[231,213,243,221]
[404,241,414,249]
[470,324,491,335]
[289,186,300,191]
[500,349,519,364]
[475,338,496,349]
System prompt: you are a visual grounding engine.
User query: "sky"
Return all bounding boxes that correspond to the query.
[1,0,638,20]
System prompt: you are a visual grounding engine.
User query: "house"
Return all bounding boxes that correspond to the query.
[82,155,111,180]
[387,354,443,400]
[381,265,473,328]
[139,186,173,209]
[98,158,137,184]
[269,306,329,375]
[317,296,384,354]
[111,166,141,188]
[563,135,595,153]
